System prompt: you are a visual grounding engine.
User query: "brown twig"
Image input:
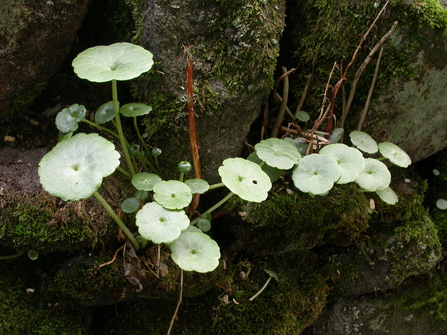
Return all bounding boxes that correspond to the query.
[357,45,385,131]
[184,47,201,213]
[167,269,183,335]
[97,244,125,268]
[340,21,398,128]
[271,67,295,138]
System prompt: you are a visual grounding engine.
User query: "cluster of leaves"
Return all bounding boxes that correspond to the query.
[38,42,411,276]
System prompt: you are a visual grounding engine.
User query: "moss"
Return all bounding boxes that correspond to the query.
[1,82,47,119]
[283,0,447,128]
[88,254,327,334]
[226,181,371,255]
[0,192,116,254]
[0,259,91,334]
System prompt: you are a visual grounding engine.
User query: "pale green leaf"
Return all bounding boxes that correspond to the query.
[153,180,193,209]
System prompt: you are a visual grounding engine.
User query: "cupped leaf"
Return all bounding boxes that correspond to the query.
[292,154,341,195]
[131,172,162,191]
[95,101,115,124]
[247,152,282,182]
[197,218,211,232]
[170,227,220,273]
[296,111,310,122]
[376,187,398,205]
[55,104,86,133]
[72,42,154,82]
[355,158,391,192]
[153,180,193,209]
[218,158,272,202]
[136,202,189,244]
[378,142,412,168]
[349,131,378,154]
[121,197,140,213]
[184,179,209,194]
[328,128,344,144]
[254,138,301,170]
[38,133,120,201]
[120,103,152,117]
[319,143,365,184]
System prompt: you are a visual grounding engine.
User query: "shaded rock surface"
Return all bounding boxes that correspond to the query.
[0,0,90,116]
[139,0,286,181]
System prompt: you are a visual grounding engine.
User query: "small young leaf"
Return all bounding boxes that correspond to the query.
[376,187,398,205]
[72,42,154,82]
[153,180,193,209]
[436,198,447,210]
[136,202,189,244]
[121,197,140,213]
[120,103,152,117]
[218,158,272,202]
[295,111,310,122]
[319,143,365,184]
[170,228,220,273]
[95,101,115,124]
[378,142,412,168]
[184,179,210,194]
[131,172,162,191]
[350,131,378,154]
[55,104,86,133]
[133,190,148,201]
[292,154,341,195]
[355,158,391,192]
[38,133,120,201]
[197,218,211,232]
[254,138,301,170]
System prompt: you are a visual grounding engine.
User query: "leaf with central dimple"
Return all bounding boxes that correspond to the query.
[378,142,412,168]
[350,131,378,154]
[355,158,391,191]
[170,226,221,273]
[120,103,152,117]
[184,179,209,194]
[255,138,301,170]
[72,42,154,82]
[319,143,365,184]
[95,101,115,124]
[153,180,193,209]
[136,202,189,244]
[38,133,120,201]
[218,158,272,202]
[292,154,341,195]
[132,172,162,191]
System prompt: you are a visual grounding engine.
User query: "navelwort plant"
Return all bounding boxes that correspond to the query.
[38,42,411,276]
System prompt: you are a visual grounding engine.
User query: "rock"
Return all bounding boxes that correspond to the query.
[0,0,90,117]
[138,0,286,181]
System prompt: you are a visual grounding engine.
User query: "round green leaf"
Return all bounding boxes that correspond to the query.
[296,111,310,122]
[184,179,209,194]
[197,218,211,232]
[72,42,154,82]
[254,138,301,170]
[292,154,341,195]
[121,197,140,213]
[95,101,115,124]
[328,128,344,144]
[120,103,152,117]
[355,158,391,192]
[38,133,120,201]
[349,131,378,154]
[218,158,272,202]
[319,143,365,184]
[55,104,86,133]
[28,250,38,261]
[131,172,162,191]
[247,152,282,182]
[136,202,189,244]
[153,180,193,209]
[133,190,148,201]
[376,187,398,205]
[436,198,447,210]
[378,142,412,168]
[170,228,220,273]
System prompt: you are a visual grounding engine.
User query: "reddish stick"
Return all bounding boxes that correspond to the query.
[185,49,201,212]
